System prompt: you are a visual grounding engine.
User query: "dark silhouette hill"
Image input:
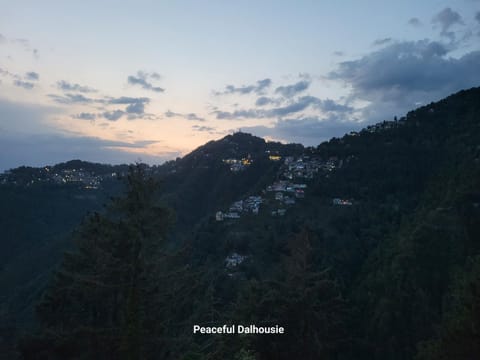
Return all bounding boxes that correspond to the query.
[1,87,480,359]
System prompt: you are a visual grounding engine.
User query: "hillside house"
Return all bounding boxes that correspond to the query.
[225,253,247,268]
[333,198,353,206]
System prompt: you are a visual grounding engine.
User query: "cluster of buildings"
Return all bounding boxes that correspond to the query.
[222,157,253,172]
[215,176,310,221]
[225,252,249,277]
[267,181,306,216]
[363,119,405,133]
[216,169,310,221]
[281,156,341,180]
[267,180,307,194]
[225,252,247,269]
[216,153,357,222]
[0,166,119,189]
[49,169,106,189]
[333,198,353,206]
[216,195,263,221]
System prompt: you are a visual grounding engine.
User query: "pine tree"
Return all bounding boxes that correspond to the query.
[279,228,351,359]
[19,164,173,360]
[416,256,480,360]
[233,228,351,360]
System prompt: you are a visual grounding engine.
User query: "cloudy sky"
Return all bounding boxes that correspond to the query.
[1,1,479,171]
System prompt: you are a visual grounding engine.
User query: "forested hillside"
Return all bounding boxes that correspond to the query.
[0,133,305,352]
[1,87,479,359]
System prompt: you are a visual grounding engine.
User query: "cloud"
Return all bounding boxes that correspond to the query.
[267,96,320,116]
[432,7,464,40]
[108,97,149,115]
[475,11,480,23]
[164,110,177,118]
[165,110,205,122]
[126,140,161,147]
[1,68,39,84]
[329,40,448,94]
[0,133,175,171]
[255,78,272,92]
[126,102,145,114]
[192,125,216,133]
[102,110,125,121]
[127,71,164,93]
[0,34,6,44]
[333,51,345,56]
[267,96,352,117]
[0,67,20,80]
[373,38,392,46]
[215,109,261,120]
[56,80,97,93]
[298,72,312,80]
[0,98,172,171]
[185,113,205,121]
[255,96,274,106]
[214,96,352,120]
[12,38,29,47]
[319,99,354,113]
[48,94,150,116]
[241,116,362,146]
[49,93,96,104]
[274,80,310,98]
[214,78,272,95]
[11,37,39,58]
[148,72,161,80]
[25,72,39,81]
[13,80,34,89]
[408,17,422,27]
[0,97,60,135]
[328,39,480,122]
[126,113,160,121]
[72,112,96,120]
[107,96,150,105]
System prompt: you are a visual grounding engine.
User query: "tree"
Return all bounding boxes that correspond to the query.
[416,256,480,360]
[19,164,173,360]
[233,228,352,360]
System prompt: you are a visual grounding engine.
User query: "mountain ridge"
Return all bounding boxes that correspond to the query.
[1,86,480,359]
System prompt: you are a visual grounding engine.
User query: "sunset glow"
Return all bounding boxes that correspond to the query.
[1,1,479,170]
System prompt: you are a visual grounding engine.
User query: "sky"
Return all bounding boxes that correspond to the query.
[1,0,479,171]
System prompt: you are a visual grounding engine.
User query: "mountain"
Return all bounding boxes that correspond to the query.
[158,132,305,237]
[1,87,480,359]
[0,133,303,330]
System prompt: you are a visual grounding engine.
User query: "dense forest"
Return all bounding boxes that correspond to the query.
[1,87,479,359]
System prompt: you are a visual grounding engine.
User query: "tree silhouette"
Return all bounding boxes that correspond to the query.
[20,164,173,360]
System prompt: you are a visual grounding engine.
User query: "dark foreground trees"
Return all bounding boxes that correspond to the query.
[226,229,352,360]
[19,165,174,360]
